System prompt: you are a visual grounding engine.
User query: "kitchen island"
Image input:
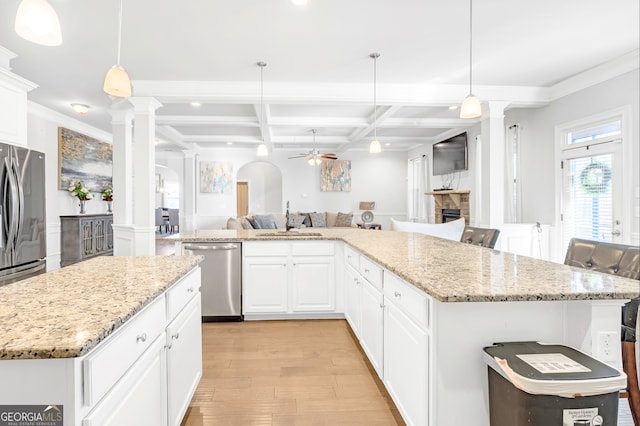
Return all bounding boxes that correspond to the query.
[0,256,203,426]
[171,228,639,426]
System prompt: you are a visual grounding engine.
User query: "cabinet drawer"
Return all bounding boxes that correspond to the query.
[243,242,290,256]
[384,272,429,330]
[83,296,166,406]
[344,245,360,269]
[291,241,334,256]
[359,256,383,291]
[167,267,201,320]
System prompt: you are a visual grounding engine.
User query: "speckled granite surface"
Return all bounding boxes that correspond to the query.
[0,256,201,360]
[170,229,640,303]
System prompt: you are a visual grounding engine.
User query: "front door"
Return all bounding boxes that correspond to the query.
[236,181,248,216]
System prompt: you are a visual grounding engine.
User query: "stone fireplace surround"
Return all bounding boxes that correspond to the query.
[424,190,470,224]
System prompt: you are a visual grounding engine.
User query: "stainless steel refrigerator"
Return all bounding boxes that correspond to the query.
[0,144,46,286]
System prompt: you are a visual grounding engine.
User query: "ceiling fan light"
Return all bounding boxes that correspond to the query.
[369,139,382,154]
[15,0,62,46]
[256,143,269,157]
[460,94,482,118]
[103,64,132,98]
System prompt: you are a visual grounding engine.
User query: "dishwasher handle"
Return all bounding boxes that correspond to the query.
[183,244,239,252]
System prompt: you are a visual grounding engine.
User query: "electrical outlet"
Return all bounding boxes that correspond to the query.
[597,331,617,361]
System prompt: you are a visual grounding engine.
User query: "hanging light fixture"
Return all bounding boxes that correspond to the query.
[369,53,382,154]
[256,61,269,157]
[460,0,482,119]
[308,129,322,166]
[14,0,62,46]
[103,0,132,98]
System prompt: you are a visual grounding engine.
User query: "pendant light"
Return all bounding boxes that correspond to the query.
[14,0,62,46]
[369,53,382,154]
[460,0,482,118]
[256,61,269,157]
[103,0,132,98]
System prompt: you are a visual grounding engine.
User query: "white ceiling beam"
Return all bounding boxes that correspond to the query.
[337,105,400,152]
[379,117,478,129]
[155,125,192,150]
[183,135,263,144]
[269,117,370,128]
[155,115,258,127]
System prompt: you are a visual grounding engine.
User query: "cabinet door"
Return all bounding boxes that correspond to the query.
[344,265,361,334]
[167,294,202,426]
[360,279,384,378]
[384,298,428,426]
[82,336,166,426]
[291,256,335,312]
[81,219,95,257]
[243,257,288,313]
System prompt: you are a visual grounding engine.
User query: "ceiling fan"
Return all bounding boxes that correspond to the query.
[288,129,338,166]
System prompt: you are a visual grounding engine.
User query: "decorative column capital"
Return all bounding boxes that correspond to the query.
[127,97,163,115]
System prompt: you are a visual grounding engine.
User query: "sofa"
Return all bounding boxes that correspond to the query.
[225,211,356,230]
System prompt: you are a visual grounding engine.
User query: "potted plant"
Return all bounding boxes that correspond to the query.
[68,181,93,214]
[101,185,113,213]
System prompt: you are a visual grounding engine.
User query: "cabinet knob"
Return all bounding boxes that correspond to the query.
[364,268,370,273]
[394,291,402,298]
[136,333,147,343]
[172,332,180,340]
[380,303,385,309]
[187,287,194,293]
[165,343,173,350]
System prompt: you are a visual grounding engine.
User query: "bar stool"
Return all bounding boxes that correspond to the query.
[459,226,501,249]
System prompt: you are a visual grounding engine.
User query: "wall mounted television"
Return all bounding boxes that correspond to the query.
[432,132,468,176]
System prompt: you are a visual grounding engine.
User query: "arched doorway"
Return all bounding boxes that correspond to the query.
[237,161,283,214]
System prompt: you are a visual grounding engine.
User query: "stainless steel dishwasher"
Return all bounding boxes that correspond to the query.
[183,242,242,321]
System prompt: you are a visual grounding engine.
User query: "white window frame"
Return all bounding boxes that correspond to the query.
[554,105,633,259]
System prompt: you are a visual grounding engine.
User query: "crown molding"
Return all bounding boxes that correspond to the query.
[27,101,113,142]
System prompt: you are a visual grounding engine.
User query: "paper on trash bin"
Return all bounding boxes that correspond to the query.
[493,357,626,398]
[516,353,592,374]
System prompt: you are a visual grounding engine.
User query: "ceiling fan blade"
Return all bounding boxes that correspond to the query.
[319,153,338,160]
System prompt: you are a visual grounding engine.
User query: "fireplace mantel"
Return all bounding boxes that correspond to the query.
[425,190,470,224]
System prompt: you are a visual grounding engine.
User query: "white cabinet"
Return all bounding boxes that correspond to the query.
[0,61,35,147]
[383,273,429,426]
[243,241,336,317]
[243,257,289,313]
[166,294,202,426]
[292,256,335,312]
[344,248,384,378]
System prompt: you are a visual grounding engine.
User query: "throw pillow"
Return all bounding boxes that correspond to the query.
[241,217,254,229]
[226,217,243,230]
[299,212,312,227]
[253,214,277,229]
[288,213,306,228]
[309,212,327,228]
[335,212,354,227]
[390,217,465,241]
[326,212,338,227]
[246,216,258,229]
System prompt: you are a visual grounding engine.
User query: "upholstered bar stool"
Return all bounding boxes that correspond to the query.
[564,238,640,423]
[459,226,501,249]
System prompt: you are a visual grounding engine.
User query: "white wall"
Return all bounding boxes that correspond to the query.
[26,103,113,270]
[505,69,640,252]
[169,148,408,230]
[237,161,283,214]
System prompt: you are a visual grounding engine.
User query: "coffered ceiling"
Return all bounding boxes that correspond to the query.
[0,0,638,154]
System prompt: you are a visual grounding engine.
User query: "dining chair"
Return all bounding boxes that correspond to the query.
[155,208,166,233]
[459,225,501,249]
[168,209,179,234]
[564,238,640,424]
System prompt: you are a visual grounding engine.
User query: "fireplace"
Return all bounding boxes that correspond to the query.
[442,209,461,223]
[424,190,470,224]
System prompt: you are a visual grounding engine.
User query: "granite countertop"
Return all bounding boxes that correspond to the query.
[169,229,640,303]
[0,256,202,360]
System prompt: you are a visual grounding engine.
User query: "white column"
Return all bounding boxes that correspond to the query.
[128,97,162,255]
[182,150,197,231]
[479,101,509,229]
[109,103,136,255]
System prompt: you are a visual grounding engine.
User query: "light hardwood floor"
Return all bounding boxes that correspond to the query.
[181,320,404,425]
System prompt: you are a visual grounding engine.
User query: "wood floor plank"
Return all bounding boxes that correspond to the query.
[181,320,404,426]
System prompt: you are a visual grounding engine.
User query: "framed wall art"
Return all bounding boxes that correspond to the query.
[200,161,233,194]
[58,127,113,191]
[320,160,351,192]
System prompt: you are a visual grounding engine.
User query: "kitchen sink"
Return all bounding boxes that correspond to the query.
[255,231,323,237]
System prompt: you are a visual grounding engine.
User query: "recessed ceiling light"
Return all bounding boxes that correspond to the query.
[448,105,458,110]
[191,101,201,107]
[154,139,160,145]
[291,0,308,5]
[226,142,233,145]
[70,103,90,115]
[385,143,391,146]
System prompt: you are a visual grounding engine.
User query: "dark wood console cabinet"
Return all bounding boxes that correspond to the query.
[60,214,113,267]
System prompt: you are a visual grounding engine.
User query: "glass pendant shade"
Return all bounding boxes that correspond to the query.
[460,94,482,119]
[256,143,268,157]
[103,65,132,98]
[14,0,62,46]
[369,139,382,154]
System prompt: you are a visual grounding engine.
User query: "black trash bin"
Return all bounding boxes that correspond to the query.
[483,341,626,426]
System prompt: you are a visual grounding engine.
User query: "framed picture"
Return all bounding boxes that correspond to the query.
[320,160,351,192]
[200,161,233,194]
[58,127,112,191]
